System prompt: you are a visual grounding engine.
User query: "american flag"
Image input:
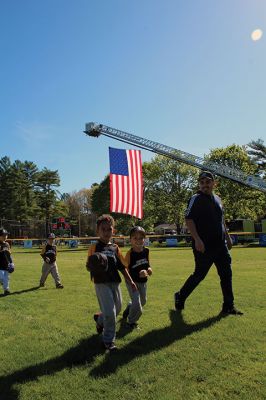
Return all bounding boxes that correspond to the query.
[109,147,143,219]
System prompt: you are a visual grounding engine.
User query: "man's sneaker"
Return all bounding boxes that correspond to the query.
[104,342,117,352]
[122,304,130,319]
[4,290,11,296]
[56,283,64,289]
[39,282,45,288]
[222,306,243,315]
[174,292,184,310]
[93,313,103,334]
[126,322,139,330]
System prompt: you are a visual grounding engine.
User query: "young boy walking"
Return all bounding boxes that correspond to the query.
[86,214,136,351]
[0,228,14,296]
[39,233,64,289]
[122,226,152,328]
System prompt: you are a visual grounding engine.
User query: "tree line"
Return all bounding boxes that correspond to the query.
[0,140,265,237]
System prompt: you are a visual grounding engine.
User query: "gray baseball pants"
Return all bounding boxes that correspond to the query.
[95,282,122,344]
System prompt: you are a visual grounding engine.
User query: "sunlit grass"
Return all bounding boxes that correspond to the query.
[0,246,265,400]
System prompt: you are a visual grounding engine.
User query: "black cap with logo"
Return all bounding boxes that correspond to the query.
[198,171,214,181]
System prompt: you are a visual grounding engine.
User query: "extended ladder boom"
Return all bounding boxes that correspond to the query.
[84,122,266,193]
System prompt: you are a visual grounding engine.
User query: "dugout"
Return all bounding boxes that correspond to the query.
[227,219,256,243]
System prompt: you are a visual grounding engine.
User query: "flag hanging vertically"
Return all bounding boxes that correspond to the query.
[109,147,143,219]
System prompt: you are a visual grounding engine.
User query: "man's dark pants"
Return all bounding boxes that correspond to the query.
[179,244,234,308]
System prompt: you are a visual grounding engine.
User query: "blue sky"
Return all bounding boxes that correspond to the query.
[1,0,265,194]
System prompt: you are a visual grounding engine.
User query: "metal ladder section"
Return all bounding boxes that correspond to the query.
[84,122,266,193]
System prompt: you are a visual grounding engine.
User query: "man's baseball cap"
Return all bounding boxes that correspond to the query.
[198,171,214,181]
[47,233,56,239]
[130,226,146,237]
[0,228,9,236]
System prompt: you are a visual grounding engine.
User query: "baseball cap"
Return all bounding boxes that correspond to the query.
[130,226,146,237]
[0,228,9,236]
[198,171,214,181]
[47,233,56,239]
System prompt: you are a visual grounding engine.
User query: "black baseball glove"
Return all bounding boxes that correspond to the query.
[87,252,108,280]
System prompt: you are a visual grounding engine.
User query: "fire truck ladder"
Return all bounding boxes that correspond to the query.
[84,122,266,193]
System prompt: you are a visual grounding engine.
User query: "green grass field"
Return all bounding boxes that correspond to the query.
[0,246,265,400]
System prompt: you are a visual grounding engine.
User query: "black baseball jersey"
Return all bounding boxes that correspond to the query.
[0,241,12,270]
[41,243,57,263]
[185,191,225,249]
[87,240,125,283]
[125,247,150,283]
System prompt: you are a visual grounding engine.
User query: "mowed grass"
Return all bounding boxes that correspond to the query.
[0,246,265,400]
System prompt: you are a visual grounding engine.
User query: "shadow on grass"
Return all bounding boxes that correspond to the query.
[0,312,226,399]
[0,286,40,298]
[90,310,226,377]
[0,334,101,400]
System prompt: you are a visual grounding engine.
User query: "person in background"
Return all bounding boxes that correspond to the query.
[0,228,15,296]
[39,233,64,289]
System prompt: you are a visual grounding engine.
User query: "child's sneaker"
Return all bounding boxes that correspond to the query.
[126,322,139,330]
[93,313,103,334]
[104,342,117,352]
[4,289,11,296]
[56,283,64,289]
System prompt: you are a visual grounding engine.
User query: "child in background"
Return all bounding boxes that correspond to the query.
[0,228,14,296]
[86,214,136,352]
[123,226,152,329]
[39,233,64,289]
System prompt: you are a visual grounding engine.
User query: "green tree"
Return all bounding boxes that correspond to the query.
[35,168,60,235]
[63,188,95,236]
[247,139,266,176]
[143,156,198,232]
[0,157,12,219]
[0,158,38,221]
[206,145,266,221]
[91,176,110,217]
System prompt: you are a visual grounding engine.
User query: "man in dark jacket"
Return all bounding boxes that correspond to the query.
[175,171,243,315]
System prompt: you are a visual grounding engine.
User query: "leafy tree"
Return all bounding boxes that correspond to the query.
[143,156,198,232]
[0,158,38,221]
[247,139,266,176]
[206,145,266,221]
[0,157,13,219]
[35,168,60,235]
[63,187,96,236]
[91,176,110,217]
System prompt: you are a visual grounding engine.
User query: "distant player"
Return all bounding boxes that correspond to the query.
[39,233,64,289]
[0,228,15,296]
[122,226,152,329]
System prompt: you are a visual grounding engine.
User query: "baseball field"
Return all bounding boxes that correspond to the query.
[0,246,265,400]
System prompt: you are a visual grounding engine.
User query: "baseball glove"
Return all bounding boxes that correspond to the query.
[87,252,108,280]
[7,262,15,273]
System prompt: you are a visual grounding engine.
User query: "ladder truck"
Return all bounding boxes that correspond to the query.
[84,122,266,193]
